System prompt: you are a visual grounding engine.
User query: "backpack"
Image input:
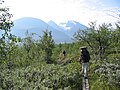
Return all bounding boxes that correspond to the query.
[80,50,90,63]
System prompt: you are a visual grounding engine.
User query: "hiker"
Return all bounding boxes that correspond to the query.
[80,46,90,79]
[63,50,66,57]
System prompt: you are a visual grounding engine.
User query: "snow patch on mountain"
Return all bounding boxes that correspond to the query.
[59,23,71,30]
[70,20,77,25]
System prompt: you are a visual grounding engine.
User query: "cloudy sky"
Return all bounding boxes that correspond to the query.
[4,0,120,26]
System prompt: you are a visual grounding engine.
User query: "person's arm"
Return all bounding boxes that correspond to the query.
[80,53,84,63]
[87,51,90,60]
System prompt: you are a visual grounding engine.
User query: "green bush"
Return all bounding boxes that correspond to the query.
[0,62,82,90]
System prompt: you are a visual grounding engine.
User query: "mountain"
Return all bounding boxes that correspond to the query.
[48,20,66,33]
[58,20,87,36]
[11,17,88,43]
[11,17,72,43]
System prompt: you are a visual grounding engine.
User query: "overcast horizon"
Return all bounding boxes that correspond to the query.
[3,0,120,26]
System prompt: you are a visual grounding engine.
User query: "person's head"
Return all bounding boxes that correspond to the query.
[81,46,87,51]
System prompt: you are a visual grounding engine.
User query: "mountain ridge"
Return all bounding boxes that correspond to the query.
[11,17,87,43]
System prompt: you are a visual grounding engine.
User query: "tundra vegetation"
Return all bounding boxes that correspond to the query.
[0,0,120,90]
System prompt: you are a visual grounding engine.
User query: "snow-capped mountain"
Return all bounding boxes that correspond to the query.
[58,20,87,36]
[48,20,64,32]
[11,17,72,43]
[48,20,68,35]
[11,17,87,43]
[48,20,88,37]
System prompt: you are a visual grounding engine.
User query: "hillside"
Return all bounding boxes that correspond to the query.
[11,17,73,43]
[11,17,87,43]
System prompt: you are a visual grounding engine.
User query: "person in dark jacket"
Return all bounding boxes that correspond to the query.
[63,50,66,57]
[80,46,90,79]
